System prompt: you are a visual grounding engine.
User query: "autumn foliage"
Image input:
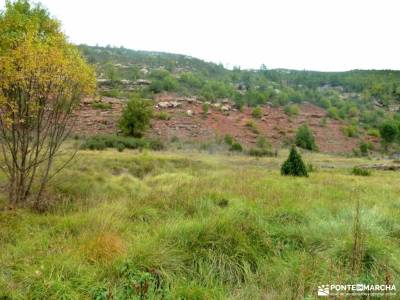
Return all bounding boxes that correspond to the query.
[0,1,95,207]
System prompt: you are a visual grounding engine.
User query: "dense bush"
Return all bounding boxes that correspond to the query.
[82,137,107,150]
[281,146,308,177]
[248,147,274,157]
[342,125,358,137]
[229,142,243,152]
[351,166,371,176]
[367,128,380,137]
[379,121,398,146]
[118,97,153,137]
[295,124,317,151]
[224,134,234,146]
[327,107,339,119]
[116,142,125,152]
[149,76,178,93]
[81,135,164,151]
[284,104,299,117]
[359,141,372,156]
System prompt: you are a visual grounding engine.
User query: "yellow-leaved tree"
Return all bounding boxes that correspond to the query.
[0,0,95,209]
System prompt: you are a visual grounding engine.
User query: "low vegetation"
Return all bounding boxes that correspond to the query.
[245,120,260,134]
[229,141,243,152]
[284,104,300,117]
[249,137,275,157]
[91,102,112,110]
[251,106,263,119]
[80,135,164,151]
[351,166,372,176]
[1,149,399,298]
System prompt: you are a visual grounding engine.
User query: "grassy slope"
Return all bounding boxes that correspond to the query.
[0,149,399,299]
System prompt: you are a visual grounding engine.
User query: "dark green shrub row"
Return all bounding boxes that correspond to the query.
[91,102,112,110]
[229,142,243,152]
[80,135,164,151]
[248,147,275,157]
[351,167,371,176]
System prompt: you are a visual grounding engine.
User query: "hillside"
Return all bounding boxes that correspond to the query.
[75,45,400,154]
[75,95,379,154]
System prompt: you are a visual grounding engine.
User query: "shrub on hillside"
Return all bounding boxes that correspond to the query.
[281,146,308,177]
[295,124,317,151]
[224,134,234,146]
[327,107,339,119]
[367,128,380,137]
[91,102,112,110]
[118,97,153,137]
[245,120,259,134]
[379,121,398,146]
[342,125,358,137]
[252,106,262,119]
[100,89,121,98]
[284,104,299,117]
[154,111,171,120]
[359,141,372,156]
[256,136,271,149]
[202,103,209,116]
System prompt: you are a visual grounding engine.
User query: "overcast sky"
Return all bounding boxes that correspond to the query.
[2,0,400,71]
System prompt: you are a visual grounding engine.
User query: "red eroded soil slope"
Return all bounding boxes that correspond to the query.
[73,95,378,154]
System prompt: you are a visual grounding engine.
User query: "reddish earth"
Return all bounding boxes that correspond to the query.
[72,94,378,154]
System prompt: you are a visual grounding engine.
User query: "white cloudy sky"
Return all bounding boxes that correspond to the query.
[2,0,400,71]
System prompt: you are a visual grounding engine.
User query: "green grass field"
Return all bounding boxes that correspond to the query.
[1,149,399,299]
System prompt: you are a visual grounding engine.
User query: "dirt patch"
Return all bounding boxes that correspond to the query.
[72,97,124,136]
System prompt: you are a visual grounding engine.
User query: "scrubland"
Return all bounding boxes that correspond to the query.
[0,149,399,299]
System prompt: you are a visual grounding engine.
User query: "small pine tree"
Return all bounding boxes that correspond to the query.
[281,146,308,177]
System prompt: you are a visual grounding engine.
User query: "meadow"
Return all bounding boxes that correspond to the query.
[0,148,399,299]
